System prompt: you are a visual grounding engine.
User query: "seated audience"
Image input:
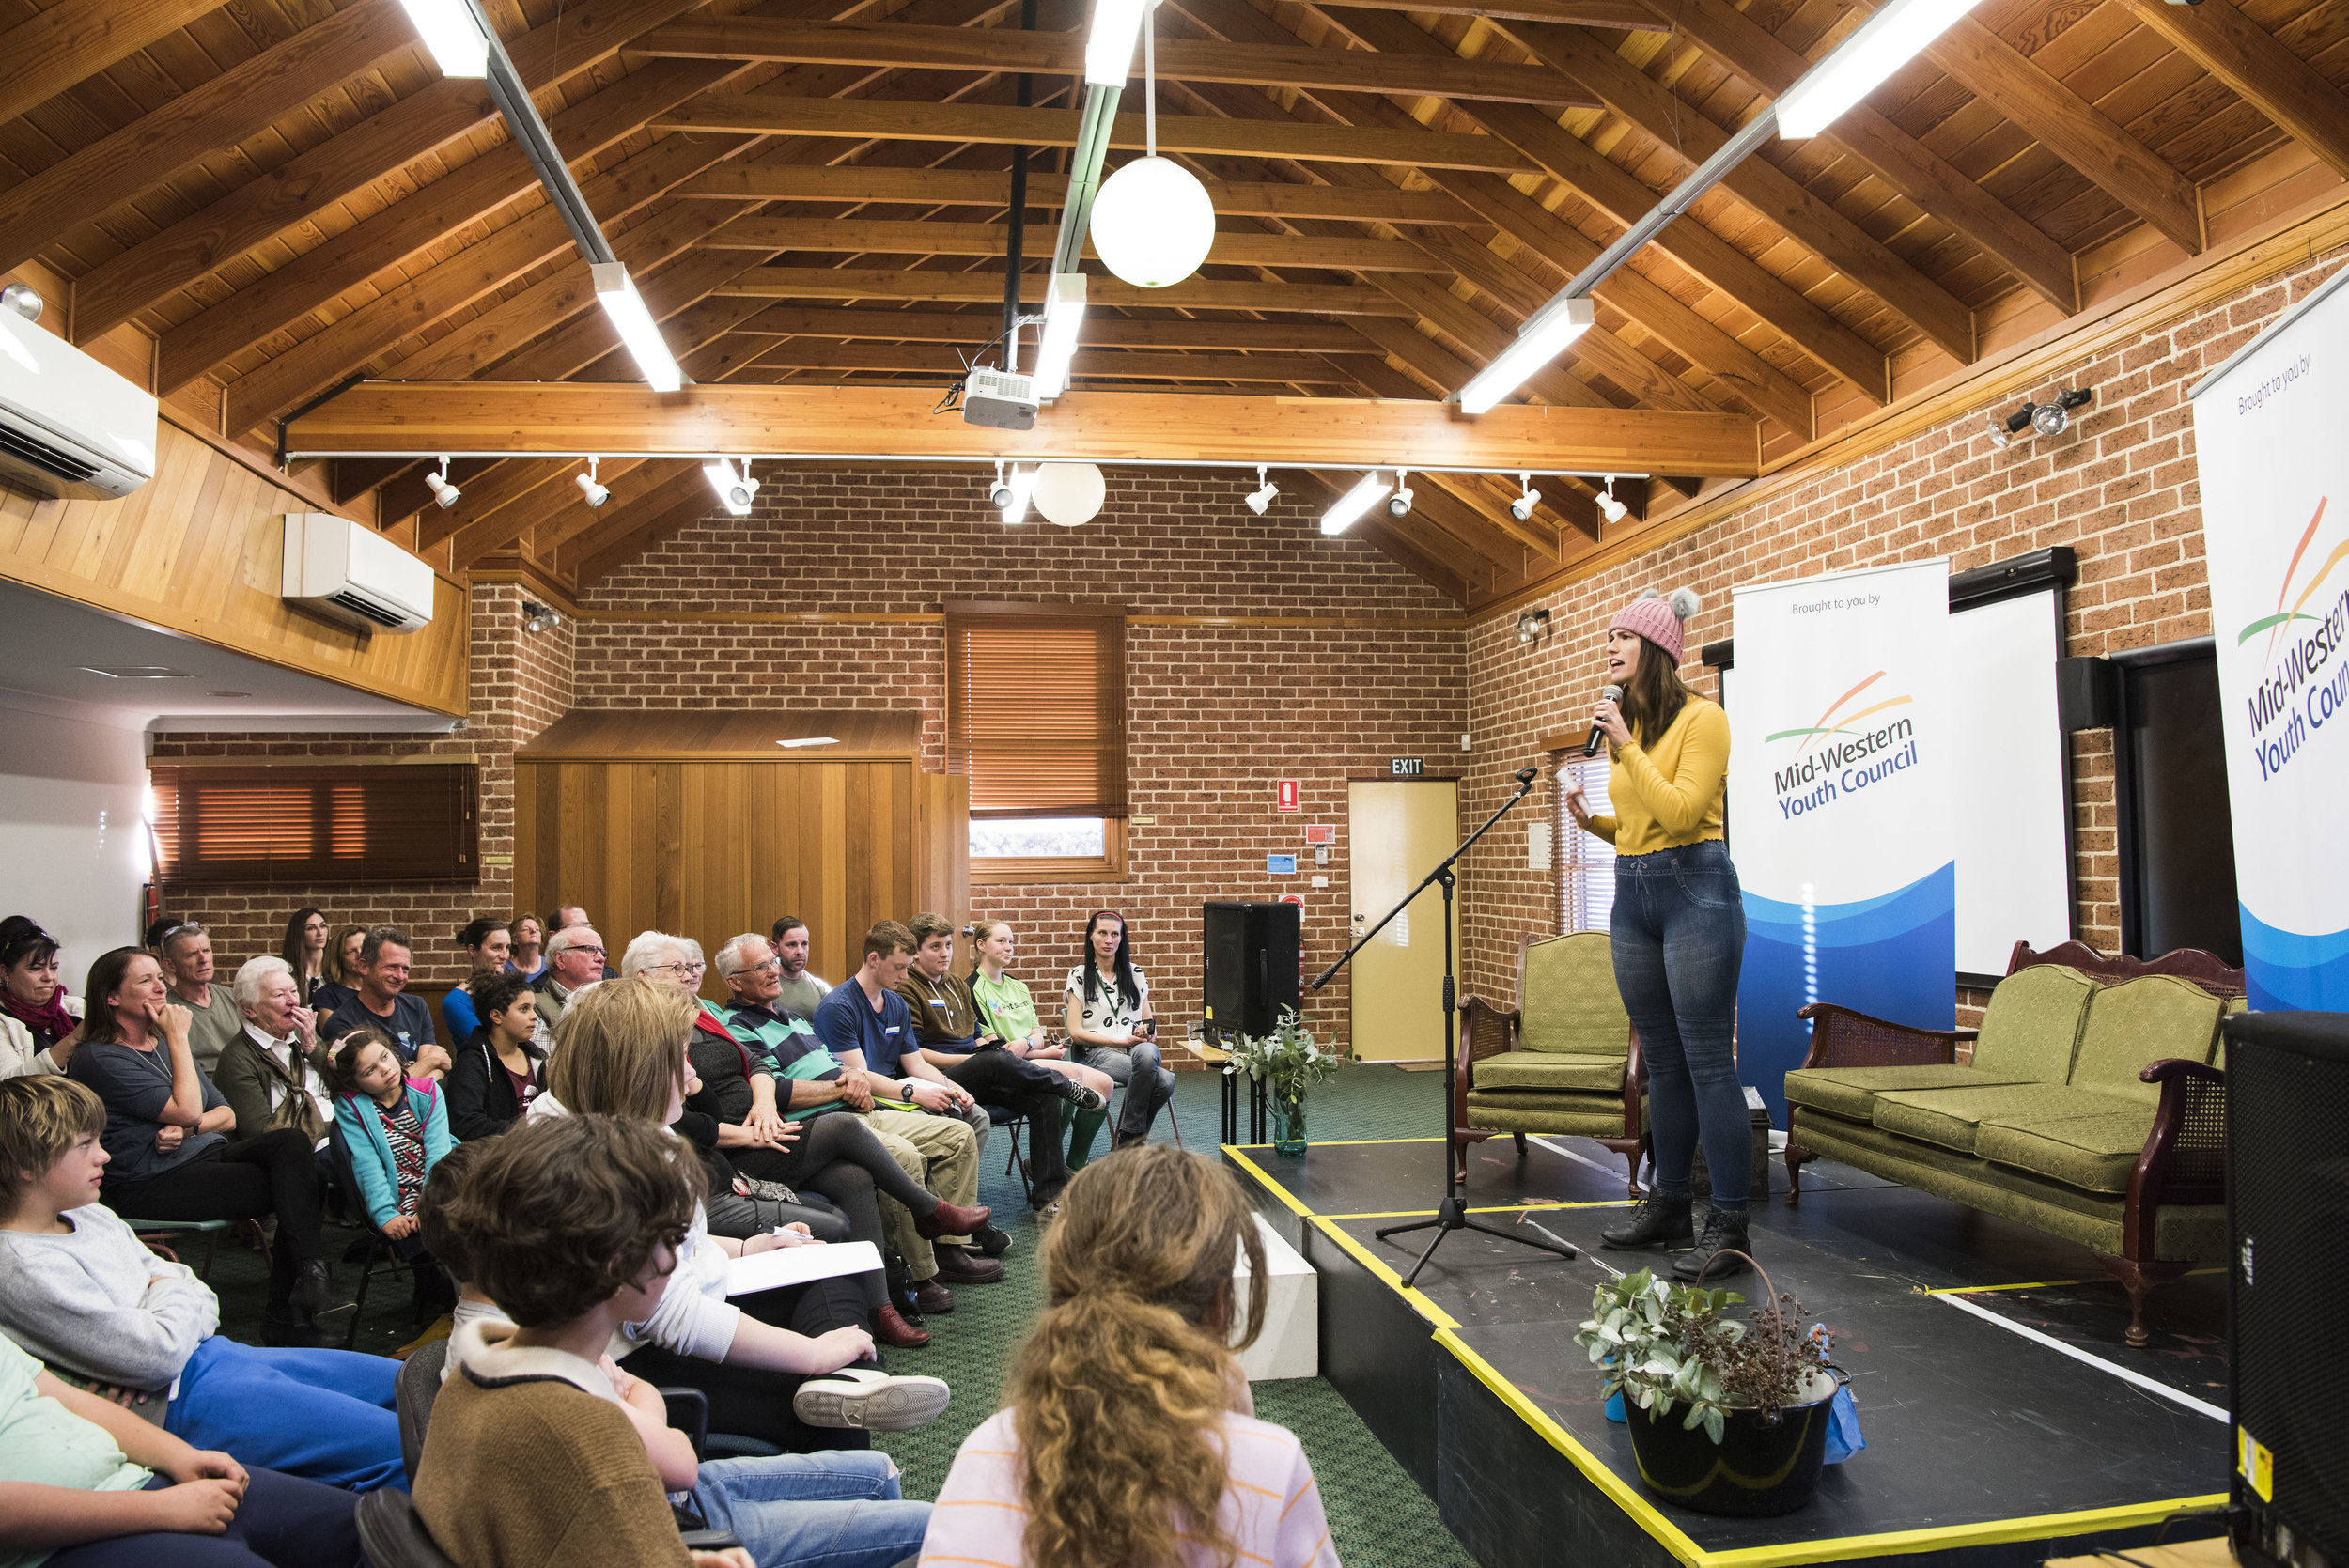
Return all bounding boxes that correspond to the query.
[275,909,334,1016]
[319,927,449,1079]
[437,919,513,1046]
[67,948,341,1345]
[310,924,366,1019]
[921,1146,1338,1568]
[0,1076,401,1493]
[158,925,242,1077]
[443,970,543,1140]
[418,1114,931,1568]
[768,918,828,1018]
[552,904,620,979]
[0,1331,363,1568]
[507,912,547,985]
[971,919,1111,1186]
[535,979,955,1447]
[327,1031,455,1286]
[211,958,332,1155]
[2,916,82,1078]
[1064,909,1174,1152]
[533,922,606,1035]
[898,913,1108,1214]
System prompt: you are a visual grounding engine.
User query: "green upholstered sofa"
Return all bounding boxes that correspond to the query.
[1455,932,1645,1194]
[1784,940,2240,1346]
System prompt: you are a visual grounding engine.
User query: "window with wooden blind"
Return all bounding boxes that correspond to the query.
[945,601,1127,881]
[148,764,479,885]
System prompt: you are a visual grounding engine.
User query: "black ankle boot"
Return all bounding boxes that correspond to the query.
[1672,1206,1752,1281]
[1600,1189,1694,1250]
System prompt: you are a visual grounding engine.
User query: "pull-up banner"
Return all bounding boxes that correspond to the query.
[1729,559,1954,1124]
[2190,267,2349,1011]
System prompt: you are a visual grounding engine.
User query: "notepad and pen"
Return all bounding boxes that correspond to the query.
[723,1239,885,1297]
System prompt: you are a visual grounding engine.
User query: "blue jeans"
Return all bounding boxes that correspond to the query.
[165,1335,402,1492]
[1075,1041,1173,1138]
[689,1451,931,1568]
[45,1467,362,1568]
[1611,840,1751,1208]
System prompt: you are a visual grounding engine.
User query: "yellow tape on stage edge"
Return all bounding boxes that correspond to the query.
[1307,1216,1459,1330]
[1220,1146,1315,1219]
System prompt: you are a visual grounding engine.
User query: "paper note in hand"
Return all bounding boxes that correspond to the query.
[724,1239,885,1297]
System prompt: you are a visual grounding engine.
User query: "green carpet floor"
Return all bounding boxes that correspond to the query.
[201,1062,1481,1567]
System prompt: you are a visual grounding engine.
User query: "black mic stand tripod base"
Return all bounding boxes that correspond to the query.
[1314,767,1577,1290]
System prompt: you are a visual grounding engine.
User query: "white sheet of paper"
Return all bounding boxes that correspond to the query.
[724,1239,884,1297]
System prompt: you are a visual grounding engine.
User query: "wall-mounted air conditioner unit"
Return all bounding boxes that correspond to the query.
[282,514,434,633]
[0,305,158,501]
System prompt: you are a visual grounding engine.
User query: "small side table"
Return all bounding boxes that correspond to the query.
[1183,1031,1266,1145]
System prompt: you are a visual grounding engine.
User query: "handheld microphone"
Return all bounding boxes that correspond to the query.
[1584,684,1624,758]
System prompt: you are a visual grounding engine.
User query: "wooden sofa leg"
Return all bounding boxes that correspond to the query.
[1784,1143,1812,1205]
[1512,1132,1528,1156]
[2094,1254,2190,1348]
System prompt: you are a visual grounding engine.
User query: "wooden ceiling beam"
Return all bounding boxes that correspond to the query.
[731,339,1361,381]
[0,0,416,275]
[381,458,508,532]
[530,459,670,554]
[570,486,723,587]
[1390,476,1542,571]
[712,268,1417,314]
[418,459,576,551]
[1312,0,1660,27]
[453,459,660,570]
[1486,17,1976,361]
[706,216,1453,272]
[285,381,1764,475]
[0,0,227,128]
[331,458,417,507]
[674,164,1481,225]
[1290,471,1472,600]
[632,18,1599,106]
[548,464,706,570]
[732,306,1384,353]
[2120,0,2349,181]
[1920,14,2202,255]
[1645,0,2077,312]
[70,0,706,344]
[1367,275,1610,409]
[653,96,1541,172]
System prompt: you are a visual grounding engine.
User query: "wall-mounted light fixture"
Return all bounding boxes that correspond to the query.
[1987,386,2093,448]
[1516,608,1552,645]
[522,600,561,633]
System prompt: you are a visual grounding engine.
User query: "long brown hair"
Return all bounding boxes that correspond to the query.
[1007,1145,1268,1568]
[548,977,693,1122]
[323,924,366,986]
[1613,632,1693,754]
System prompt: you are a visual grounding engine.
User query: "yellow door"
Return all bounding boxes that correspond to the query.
[1347,779,1460,1063]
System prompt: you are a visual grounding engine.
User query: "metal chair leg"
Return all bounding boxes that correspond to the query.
[345,1253,381,1351]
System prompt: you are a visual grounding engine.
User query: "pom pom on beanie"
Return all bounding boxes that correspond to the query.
[1609,586,1702,664]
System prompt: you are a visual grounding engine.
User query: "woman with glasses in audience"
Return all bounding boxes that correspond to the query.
[2,916,83,1078]
[274,908,333,1015]
[439,918,515,1047]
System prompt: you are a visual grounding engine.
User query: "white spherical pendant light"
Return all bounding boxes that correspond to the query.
[1089,157,1216,288]
[1033,462,1107,527]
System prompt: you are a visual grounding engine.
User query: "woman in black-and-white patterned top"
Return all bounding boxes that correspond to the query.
[1063,910,1174,1153]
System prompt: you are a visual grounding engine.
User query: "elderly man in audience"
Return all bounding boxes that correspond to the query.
[211,958,333,1160]
[533,922,606,1035]
[157,924,242,1076]
[320,926,450,1079]
[552,903,619,978]
[66,948,343,1346]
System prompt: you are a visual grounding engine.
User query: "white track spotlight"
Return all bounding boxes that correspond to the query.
[988,461,1016,510]
[1508,474,1541,523]
[574,457,609,509]
[394,0,490,77]
[1244,466,1279,516]
[1772,0,1987,140]
[1388,471,1414,518]
[999,465,1038,525]
[2032,386,2094,437]
[1321,471,1392,536]
[702,458,758,516]
[1595,475,1627,526]
[424,457,460,509]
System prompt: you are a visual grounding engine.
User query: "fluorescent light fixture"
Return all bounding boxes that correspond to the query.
[395,0,490,77]
[1084,0,1152,85]
[1000,465,1038,525]
[593,264,682,393]
[1773,0,1987,140]
[1320,472,1391,536]
[777,737,839,748]
[1457,297,1595,415]
[703,458,758,515]
[1033,272,1088,400]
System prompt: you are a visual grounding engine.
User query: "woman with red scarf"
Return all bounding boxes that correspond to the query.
[1,916,83,1077]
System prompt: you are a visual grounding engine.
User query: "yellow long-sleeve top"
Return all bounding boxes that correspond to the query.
[1581,696,1730,857]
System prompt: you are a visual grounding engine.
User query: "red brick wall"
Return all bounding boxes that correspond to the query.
[1457,237,2349,1017]
[576,467,1465,1056]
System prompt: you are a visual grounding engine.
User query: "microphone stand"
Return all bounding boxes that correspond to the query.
[1313,765,1577,1287]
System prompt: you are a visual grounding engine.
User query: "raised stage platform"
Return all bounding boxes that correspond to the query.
[1222,1135,2230,1568]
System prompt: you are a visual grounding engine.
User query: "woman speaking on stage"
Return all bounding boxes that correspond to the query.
[1563,586,1754,1280]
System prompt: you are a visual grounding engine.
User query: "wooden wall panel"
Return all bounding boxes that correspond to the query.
[0,418,468,715]
[515,757,919,990]
[915,771,971,931]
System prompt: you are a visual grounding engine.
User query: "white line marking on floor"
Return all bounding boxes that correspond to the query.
[1931,1290,2228,1422]
[1527,1135,1623,1177]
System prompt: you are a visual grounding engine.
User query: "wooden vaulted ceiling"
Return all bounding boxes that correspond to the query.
[6,0,2348,606]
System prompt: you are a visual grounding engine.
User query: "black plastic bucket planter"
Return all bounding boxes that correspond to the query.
[1622,1369,1839,1516]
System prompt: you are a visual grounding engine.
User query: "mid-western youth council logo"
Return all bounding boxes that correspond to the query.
[2239,497,2347,783]
[1766,671,1919,819]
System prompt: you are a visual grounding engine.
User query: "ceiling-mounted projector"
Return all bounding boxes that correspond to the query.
[963,366,1038,431]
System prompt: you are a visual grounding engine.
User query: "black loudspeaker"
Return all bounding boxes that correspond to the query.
[1201,900,1300,1039]
[2057,654,2119,730]
[2225,1010,2349,1568]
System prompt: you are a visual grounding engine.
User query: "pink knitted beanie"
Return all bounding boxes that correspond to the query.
[1607,587,1703,665]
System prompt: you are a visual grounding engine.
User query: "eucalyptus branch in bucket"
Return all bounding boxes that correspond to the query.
[1223,1008,1344,1153]
[1573,1254,1828,1443]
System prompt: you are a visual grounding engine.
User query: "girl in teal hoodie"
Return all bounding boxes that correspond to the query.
[328,1029,455,1250]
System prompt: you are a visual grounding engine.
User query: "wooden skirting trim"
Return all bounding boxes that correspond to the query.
[465,569,587,620]
[1466,187,2349,626]
[558,609,1467,630]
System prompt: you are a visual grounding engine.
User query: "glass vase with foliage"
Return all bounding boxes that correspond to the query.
[1224,1008,1343,1154]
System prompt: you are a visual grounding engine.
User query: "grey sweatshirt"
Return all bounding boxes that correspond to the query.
[0,1203,220,1391]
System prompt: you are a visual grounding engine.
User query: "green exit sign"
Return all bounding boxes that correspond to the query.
[1390,756,1424,777]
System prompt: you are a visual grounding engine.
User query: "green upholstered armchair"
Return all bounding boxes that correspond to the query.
[1455,931,1645,1195]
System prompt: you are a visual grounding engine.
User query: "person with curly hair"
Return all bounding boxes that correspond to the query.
[919,1145,1338,1568]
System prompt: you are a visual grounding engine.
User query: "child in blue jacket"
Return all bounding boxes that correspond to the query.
[328,1028,456,1275]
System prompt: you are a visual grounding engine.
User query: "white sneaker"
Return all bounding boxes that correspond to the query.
[792,1367,952,1432]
